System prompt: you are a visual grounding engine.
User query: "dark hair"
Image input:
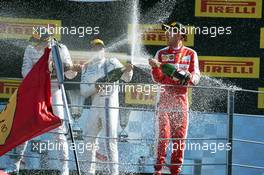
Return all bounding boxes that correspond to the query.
[162,21,187,40]
[29,33,51,43]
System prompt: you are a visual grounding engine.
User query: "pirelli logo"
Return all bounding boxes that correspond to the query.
[195,0,262,18]
[125,87,157,105]
[258,88,264,109]
[0,17,61,40]
[260,28,264,49]
[199,56,260,78]
[0,79,21,99]
[128,24,194,46]
[125,85,192,105]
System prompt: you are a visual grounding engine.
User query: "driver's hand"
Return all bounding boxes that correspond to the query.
[148,58,160,68]
[124,63,134,72]
[71,64,84,72]
[95,84,104,93]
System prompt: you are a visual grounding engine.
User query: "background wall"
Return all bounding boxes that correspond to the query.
[0,1,264,174]
[0,0,263,115]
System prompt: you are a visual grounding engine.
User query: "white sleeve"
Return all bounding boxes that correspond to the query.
[21,47,33,78]
[150,50,160,83]
[109,58,123,69]
[59,45,78,79]
[80,64,98,98]
[190,52,201,85]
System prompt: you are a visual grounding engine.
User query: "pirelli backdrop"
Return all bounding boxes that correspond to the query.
[0,0,263,115]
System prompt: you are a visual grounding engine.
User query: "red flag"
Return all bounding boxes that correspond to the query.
[0,48,62,156]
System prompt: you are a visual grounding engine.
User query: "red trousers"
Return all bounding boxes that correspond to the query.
[154,91,188,175]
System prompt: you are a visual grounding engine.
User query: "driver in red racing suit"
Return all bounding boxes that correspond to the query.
[149,22,200,175]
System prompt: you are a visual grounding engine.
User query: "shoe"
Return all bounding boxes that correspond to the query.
[1,168,19,175]
[153,171,162,175]
[0,170,9,175]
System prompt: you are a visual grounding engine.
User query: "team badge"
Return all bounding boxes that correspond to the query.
[161,54,175,62]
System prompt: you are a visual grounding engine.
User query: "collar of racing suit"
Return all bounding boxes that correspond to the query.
[168,45,183,52]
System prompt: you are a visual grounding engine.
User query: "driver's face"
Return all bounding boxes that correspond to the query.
[91,45,104,52]
[166,31,182,45]
[35,41,48,50]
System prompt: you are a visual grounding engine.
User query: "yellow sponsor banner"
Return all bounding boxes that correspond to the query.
[0,17,61,40]
[0,90,17,145]
[0,79,21,99]
[125,84,157,105]
[260,28,264,48]
[258,88,264,109]
[125,84,192,105]
[195,0,262,18]
[128,24,194,46]
[199,56,260,78]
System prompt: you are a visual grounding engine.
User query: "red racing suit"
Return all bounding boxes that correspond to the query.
[151,46,200,174]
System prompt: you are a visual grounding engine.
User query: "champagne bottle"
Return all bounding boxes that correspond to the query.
[96,67,125,83]
[161,63,189,81]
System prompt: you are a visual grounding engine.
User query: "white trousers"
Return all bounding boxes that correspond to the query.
[81,97,119,175]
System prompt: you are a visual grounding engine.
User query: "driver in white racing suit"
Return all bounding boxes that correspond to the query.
[80,39,133,175]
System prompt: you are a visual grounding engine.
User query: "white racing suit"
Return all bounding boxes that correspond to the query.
[80,57,133,175]
[10,44,77,175]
